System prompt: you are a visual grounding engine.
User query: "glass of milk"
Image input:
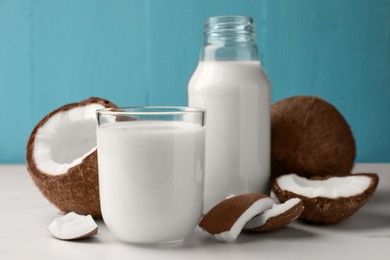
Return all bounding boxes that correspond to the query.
[96,107,205,245]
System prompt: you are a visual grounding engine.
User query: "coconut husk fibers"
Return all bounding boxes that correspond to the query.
[199,193,269,235]
[271,96,356,178]
[26,97,116,218]
[272,173,379,224]
[245,200,304,232]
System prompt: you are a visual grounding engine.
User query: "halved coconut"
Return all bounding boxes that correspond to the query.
[26,97,116,218]
[271,96,356,178]
[199,193,274,242]
[244,198,304,232]
[272,173,379,224]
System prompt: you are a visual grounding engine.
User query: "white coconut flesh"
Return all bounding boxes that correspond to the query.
[276,174,372,198]
[33,103,105,175]
[48,212,98,240]
[214,197,274,242]
[244,198,302,229]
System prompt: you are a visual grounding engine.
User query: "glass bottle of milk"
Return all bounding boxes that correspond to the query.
[188,16,271,212]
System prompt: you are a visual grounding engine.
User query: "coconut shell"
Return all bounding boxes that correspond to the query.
[272,173,379,224]
[271,96,356,178]
[245,200,304,232]
[199,193,270,235]
[26,97,116,218]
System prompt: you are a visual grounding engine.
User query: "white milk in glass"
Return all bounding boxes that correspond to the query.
[97,120,205,243]
[189,60,270,212]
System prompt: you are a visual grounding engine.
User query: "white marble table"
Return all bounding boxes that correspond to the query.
[1,164,389,260]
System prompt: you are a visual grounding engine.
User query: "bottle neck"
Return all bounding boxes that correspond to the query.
[200,16,259,61]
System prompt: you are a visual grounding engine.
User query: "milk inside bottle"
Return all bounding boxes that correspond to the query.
[188,16,271,212]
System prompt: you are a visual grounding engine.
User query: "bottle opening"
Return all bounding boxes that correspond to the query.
[205,16,255,39]
[201,16,259,61]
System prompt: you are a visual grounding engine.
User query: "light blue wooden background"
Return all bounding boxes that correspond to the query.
[0,0,389,163]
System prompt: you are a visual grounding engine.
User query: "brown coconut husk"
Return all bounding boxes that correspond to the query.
[271,96,356,178]
[26,97,116,218]
[199,193,270,235]
[272,173,379,224]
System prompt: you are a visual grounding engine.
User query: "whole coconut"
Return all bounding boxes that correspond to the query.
[271,96,355,178]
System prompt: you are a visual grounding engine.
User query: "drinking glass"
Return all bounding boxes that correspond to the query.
[96,107,205,245]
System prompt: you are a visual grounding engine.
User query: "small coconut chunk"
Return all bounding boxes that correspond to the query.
[244,198,304,231]
[48,212,98,240]
[199,193,274,242]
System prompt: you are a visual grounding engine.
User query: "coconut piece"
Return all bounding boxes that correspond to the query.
[244,198,304,232]
[271,96,355,178]
[26,97,116,218]
[199,193,274,242]
[272,173,379,224]
[48,212,98,240]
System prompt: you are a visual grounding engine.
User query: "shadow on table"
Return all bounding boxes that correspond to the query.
[369,189,390,206]
[236,226,317,244]
[324,212,390,232]
[298,210,390,231]
[65,236,100,244]
[191,227,315,247]
[146,226,317,250]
